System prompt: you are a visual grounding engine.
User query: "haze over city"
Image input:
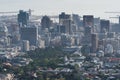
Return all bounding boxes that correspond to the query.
[0,0,120,19]
[1,0,120,79]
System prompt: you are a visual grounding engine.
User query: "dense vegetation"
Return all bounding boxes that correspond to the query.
[0,47,92,80]
[0,47,76,80]
[25,47,66,68]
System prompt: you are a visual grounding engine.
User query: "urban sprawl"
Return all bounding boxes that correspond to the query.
[0,10,120,80]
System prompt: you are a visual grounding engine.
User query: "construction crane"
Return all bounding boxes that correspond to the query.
[109,17,119,18]
[109,16,120,24]
[105,11,120,14]
[0,9,34,15]
[105,11,120,18]
[109,15,120,19]
[105,11,120,23]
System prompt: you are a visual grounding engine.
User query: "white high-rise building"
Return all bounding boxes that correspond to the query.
[22,40,30,52]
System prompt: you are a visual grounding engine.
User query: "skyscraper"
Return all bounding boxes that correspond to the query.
[119,16,120,24]
[57,25,66,34]
[20,25,38,46]
[100,20,110,33]
[91,33,98,53]
[22,40,30,52]
[18,10,29,26]
[83,15,94,27]
[84,26,92,45]
[59,12,71,24]
[72,14,81,27]
[59,12,72,34]
[0,25,8,37]
[41,16,52,30]
[62,19,72,34]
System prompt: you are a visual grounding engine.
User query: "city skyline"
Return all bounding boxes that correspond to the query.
[0,0,120,79]
[0,0,120,19]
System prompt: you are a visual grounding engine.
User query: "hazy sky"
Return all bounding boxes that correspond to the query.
[0,0,120,19]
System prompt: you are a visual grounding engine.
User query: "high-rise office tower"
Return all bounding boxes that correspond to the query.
[84,26,92,45]
[18,10,29,26]
[100,20,110,33]
[119,17,120,24]
[41,16,52,30]
[59,12,71,24]
[94,17,100,32]
[91,33,98,53]
[72,14,81,27]
[62,19,72,34]
[57,25,66,34]
[22,40,30,52]
[59,12,72,34]
[20,25,38,46]
[0,25,8,37]
[83,15,94,27]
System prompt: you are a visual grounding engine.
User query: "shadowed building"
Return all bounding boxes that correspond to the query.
[20,26,38,46]
[59,12,72,34]
[18,10,29,26]
[91,33,98,53]
[100,20,110,33]
[22,40,30,52]
[59,12,71,24]
[41,16,52,30]
[83,15,94,27]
